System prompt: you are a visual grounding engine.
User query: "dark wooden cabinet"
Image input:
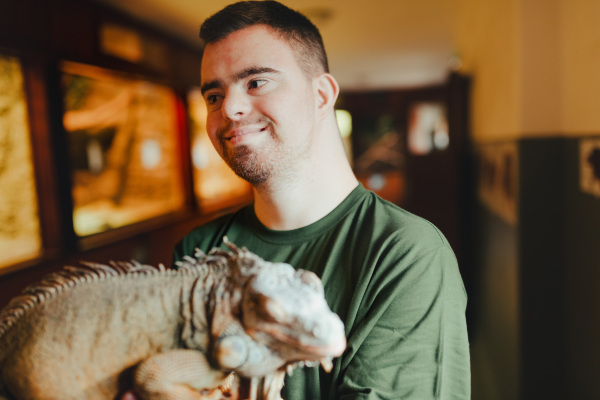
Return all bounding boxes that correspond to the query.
[339,73,472,265]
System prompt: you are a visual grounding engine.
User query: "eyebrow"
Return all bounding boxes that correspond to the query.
[200,66,280,95]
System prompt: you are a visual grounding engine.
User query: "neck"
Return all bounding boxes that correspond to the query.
[252,119,358,231]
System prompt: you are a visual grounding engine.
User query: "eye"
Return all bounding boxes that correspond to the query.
[205,94,220,105]
[248,79,267,90]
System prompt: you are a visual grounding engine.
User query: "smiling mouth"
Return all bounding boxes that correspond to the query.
[223,125,268,143]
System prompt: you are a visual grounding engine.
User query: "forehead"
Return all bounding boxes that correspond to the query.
[200,25,300,84]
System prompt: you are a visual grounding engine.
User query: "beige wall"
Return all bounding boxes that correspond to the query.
[454,0,520,141]
[454,0,600,142]
[519,0,562,136]
[561,0,600,133]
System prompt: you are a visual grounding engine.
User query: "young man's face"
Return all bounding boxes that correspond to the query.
[200,25,318,185]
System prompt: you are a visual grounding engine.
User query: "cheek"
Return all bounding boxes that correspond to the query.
[205,114,222,148]
[262,88,314,127]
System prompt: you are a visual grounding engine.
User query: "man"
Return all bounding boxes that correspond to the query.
[128,1,470,398]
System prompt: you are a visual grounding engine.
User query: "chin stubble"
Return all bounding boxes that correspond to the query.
[218,121,280,185]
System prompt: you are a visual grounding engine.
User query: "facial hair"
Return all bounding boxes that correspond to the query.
[217,119,288,185]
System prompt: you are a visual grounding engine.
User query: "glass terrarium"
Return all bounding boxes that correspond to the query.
[61,62,185,236]
[0,55,42,269]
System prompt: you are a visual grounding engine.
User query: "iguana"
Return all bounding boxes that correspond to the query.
[0,238,346,400]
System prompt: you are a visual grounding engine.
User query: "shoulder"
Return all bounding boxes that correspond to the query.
[354,192,467,313]
[359,190,451,256]
[370,194,466,300]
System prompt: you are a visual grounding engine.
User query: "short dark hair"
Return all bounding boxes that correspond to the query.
[199,0,329,76]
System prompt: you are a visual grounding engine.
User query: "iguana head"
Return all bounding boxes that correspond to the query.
[242,261,346,365]
[211,239,346,377]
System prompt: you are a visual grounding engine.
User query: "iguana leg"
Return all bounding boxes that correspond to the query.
[247,373,284,400]
[134,349,237,400]
[262,371,285,400]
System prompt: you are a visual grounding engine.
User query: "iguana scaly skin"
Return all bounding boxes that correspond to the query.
[0,239,346,400]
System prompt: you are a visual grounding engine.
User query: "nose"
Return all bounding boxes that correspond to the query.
[221,87,251,121]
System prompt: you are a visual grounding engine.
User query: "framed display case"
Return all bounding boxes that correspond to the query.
[339,73,471,264]
[342,92,406,206]
[60,62,186,237]
[0,54,43,269]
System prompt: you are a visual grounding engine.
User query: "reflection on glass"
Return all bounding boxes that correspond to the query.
[351,111,405,205]
[0,55,42,268]
[61,62,185,236]
[407,102,449,155]
[187,88,251,210]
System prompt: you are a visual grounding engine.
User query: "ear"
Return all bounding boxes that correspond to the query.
[314,73,339,116]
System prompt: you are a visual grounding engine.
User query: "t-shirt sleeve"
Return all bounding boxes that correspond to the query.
[336,244,470,399]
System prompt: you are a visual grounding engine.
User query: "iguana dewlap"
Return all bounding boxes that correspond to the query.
[0,239,346,400]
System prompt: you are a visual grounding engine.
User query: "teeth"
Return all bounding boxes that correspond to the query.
[320,357,333,372]
[286,364,295,376]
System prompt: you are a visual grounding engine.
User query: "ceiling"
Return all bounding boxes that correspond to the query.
[94,0,457,90]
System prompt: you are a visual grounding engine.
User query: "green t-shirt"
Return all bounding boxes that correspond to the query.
[174,184,470,399]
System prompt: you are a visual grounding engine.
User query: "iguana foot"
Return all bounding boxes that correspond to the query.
[134,349,237,400]
[198,387,236,400]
